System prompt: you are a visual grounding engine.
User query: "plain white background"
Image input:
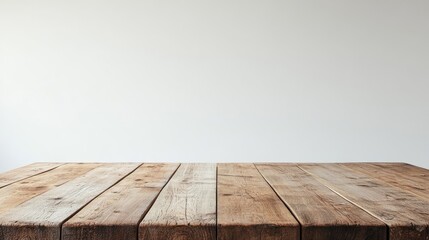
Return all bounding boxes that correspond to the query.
[1,0,428,172]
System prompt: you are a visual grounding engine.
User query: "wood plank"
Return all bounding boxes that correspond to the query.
[342,163,429,201]
[299,163,429,240]
[139,163,216,240]
[0,162,63,188]
[217,163,300,240]
[256,163,387,240]
[0,163,100,214]
[62,163,179,240]
[0,163,139,240]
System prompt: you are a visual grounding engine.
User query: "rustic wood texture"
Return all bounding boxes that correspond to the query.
[217,163,300,240]
[62,163,179,240]
[342,162,429,201]
[256,163,387,240]
[0,162,428,240]
[139,163,217,240]
[0,163,139,240]
[0,162,63,188]
[299,163,429,240]
[0,163,100,214]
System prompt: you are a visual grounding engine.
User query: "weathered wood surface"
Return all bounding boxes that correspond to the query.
[0,162,427,240]
[256,163,387,240]
[0,163,139,239]
[63,163,179,240]
[0,163,100,214]
[218,163,300,240]
[139,163,217,240]
[299,163,429,240]
[0,162,63,188]
[342,162,429,201]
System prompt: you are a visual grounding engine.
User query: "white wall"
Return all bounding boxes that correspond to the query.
[1,0,428,172]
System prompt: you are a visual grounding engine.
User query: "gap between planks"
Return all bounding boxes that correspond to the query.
[257,163,386,240]
[298,163,429,240]
[0,162,66,189]
[59,163,145,240]
[0,163,141,239]
[62,163,181,240]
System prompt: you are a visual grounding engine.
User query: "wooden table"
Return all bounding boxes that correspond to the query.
[0,163,428,240]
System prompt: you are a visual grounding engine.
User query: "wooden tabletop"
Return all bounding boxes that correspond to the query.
[0,163,428,240]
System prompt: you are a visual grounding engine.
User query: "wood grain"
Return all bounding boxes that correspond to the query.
[0,163,139,240]
[342,162,429,201]
[256,163,387,240]
[217,163,300,240]
[0,162,63,188]
[0,162,427,240]
[62,163,179,240]
[0,163,100,214]
[139,163,216,240]
[299,163,429,240]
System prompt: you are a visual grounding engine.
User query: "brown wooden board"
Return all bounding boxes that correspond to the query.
[62,163,179,240]
[217,163,300,240]
[0,163,139,240]
[139,163,217,240]
[342,162,429,201]
[0,163,100,214]
[0,162,64,188]
[299,163,429,240]
[256,163,387,240]
[0,162,427,240]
